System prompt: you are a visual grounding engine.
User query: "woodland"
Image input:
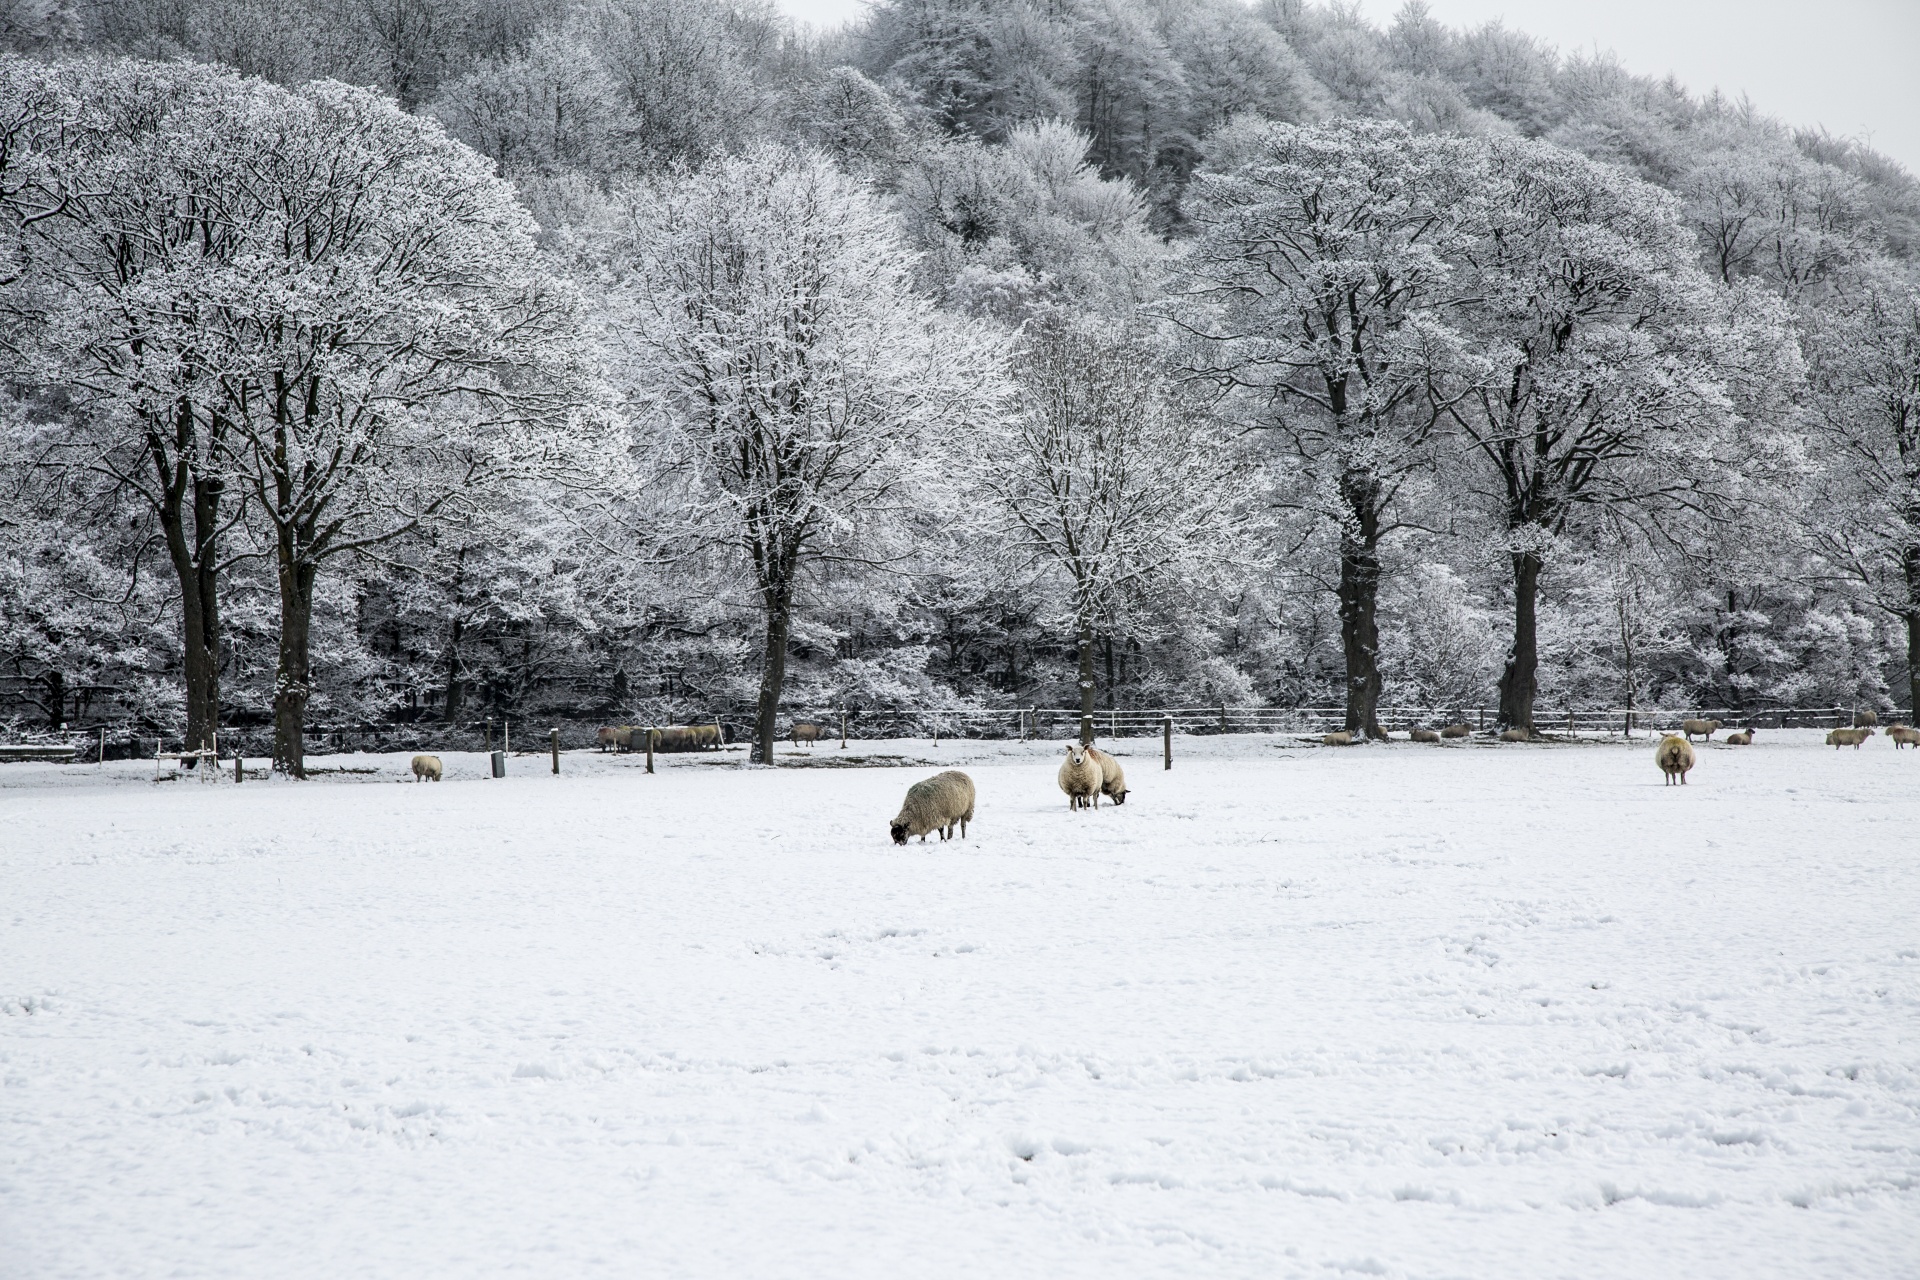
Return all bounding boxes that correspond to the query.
[2,0,1917,769]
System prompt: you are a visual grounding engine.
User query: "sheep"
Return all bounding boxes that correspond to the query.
[1410,727,1441,743]
[411,754,443,782]
[1655,734,1694,785]
[890,770,976,844]
[1854,710,1879,728]
[1085,745,1129,805]
[1321,730,1355,746]
[1058,744,1102,810]
[1440,723,1471,739]
[1887,725,1919,749]
[1499,727,1532,743]
[596,726,619,753]
[791,722,823,749]
[1681,718,1722,742]
[1725,728,1754,745]
[1826,727,1874,749]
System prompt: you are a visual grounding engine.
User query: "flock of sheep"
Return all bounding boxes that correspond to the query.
[886,743,1129,845]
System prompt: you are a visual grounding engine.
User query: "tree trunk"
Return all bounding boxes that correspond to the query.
[752,583,793,765]
[271,556,318,778]
[1337,539,1385,739]
[153,443,223,756]
[1076,618,1095,743]
[1498,550,1542,734]
[44,669,65,730]
[1904,540,1920,719]
[443,616,465,725]
[1103,635,1116,711]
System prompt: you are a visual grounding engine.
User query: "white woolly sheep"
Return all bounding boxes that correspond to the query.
[411,754,442,782]
[1085,745,1129,804]
[1682,718,1722,742]
[1655,734,1694,785]
[596,726,619,753]
[1440,723,1471,739]
[1410,727,1441,743]
[890,770,976,844]
[791,722,823,749]
[1827,727,1874,749]
[1725,728,1754,745]
[1321,730,1355,747]
[1499,727,1531,743]
[1059,744,1102,810]
[1887,725,1918,749]
[1854,710,1879,728]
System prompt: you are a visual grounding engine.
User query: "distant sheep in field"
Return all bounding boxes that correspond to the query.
[1410,727,1440,743]
[1085,745,1128,804]
[1059,744,1102,810]
[1854,710,1879,728]
[791,722,823,749]
[1440,723,1471,739]
[1321,730,1355,746]
[1887,725,1918,749]
[890,770,975,844]
[411,754,442,782]
[1725,728,1754,745]
[1499,727,1531,743]
[1682,718,1722,742]
[1827,727,1874,749]
[1655,735,1694,785]
[596,726,619,753]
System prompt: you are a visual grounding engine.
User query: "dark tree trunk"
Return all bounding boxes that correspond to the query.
[44,669,64,730]
[752,583,793,765]
[1904,540,1920,719]
[1337,541,1385,739]
[151,405,223,756]
[271,556,318,778]
[1498,549,1543,734]
[443,616,465,725]
[1076,619,1096,743]
[1103,634,1116,711]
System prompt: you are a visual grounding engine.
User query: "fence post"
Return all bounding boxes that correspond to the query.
[1163,714,1172,771]
[646,727,655,774]
[234,751,243,784]
[550,727,560,774]
[1477,707,1485,731]
[98,726,105,767]
[1567,709,1574,737]
[839,707,846,749]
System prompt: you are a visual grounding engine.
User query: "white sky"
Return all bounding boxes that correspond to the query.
[774,0,1920,176]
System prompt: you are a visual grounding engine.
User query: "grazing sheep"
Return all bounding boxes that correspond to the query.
[1058,744,1102,810]
[1827,727,1874,749]
[1440,723,1471,739]
[1887,725,1919,749]
[1499,727,1531,742]
[1410,727,1441,743]
[791,721,823,749]
[596,726,619,753]
[1085,745,1129,804]
[1655,734,1694,785]
[1725,728,1754,745]
[1854,710,1879,728]
[652,725,722,753]
[890,770,976,844]
[1321,730,1355,746]
[1681,718,1723,743]
[411,754,442,782]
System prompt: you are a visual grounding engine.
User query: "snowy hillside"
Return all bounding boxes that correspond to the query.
[3,735,1915,1277]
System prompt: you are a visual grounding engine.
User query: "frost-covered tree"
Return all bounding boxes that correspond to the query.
[1180,118,1475,737]
[980,317,1245,735]
[1801,261,1920,715]
[1444,136,1758,733]
[586,146,1002,763]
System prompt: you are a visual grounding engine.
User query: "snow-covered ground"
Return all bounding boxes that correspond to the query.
[3,730,1916,1278]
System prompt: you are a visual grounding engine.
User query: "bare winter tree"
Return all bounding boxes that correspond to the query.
[1180,118,1475,739]
[980,317,1246,737]
[1802,260,1920,716]
[0,57,266,759]
[1444,137,1754,734]
[588,145,1001,764]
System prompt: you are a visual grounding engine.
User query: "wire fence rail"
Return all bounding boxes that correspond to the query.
[0,704,1891,768]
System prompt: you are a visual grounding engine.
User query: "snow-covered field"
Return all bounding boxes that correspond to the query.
[3,731,1916,1279]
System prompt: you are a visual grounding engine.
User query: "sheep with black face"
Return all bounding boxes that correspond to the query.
[890,771,976,845]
